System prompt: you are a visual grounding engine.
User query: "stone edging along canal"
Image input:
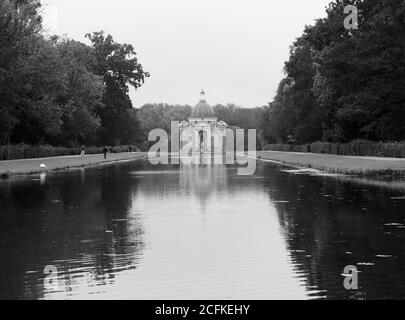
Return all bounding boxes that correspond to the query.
[0,152,148,179]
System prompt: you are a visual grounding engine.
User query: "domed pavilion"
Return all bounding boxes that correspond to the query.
[179,90,228,153]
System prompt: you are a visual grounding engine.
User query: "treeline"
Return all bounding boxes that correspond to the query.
[262,0,405,145]
[0,0,148,148]
[138,103,192,135]
[212,104,264,132]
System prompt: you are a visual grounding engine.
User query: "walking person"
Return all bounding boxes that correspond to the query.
[81,145,86,157]
[103,146,108,159]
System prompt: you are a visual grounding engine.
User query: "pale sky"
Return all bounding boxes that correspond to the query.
[42,0,331,108]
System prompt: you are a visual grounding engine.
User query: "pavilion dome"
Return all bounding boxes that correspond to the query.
[191,102,216,118]
[190,90,216,119]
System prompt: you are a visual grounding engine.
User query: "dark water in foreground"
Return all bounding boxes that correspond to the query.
[1,157,405,300]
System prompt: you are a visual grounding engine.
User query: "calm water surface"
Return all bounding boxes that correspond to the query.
[1,157,405,300]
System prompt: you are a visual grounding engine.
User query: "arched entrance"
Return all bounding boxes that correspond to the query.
[198,130,205,152]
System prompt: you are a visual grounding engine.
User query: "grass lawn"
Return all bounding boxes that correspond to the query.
[0,152,147,178]
[257,151,405,176]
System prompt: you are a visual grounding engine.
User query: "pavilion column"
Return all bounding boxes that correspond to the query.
[206,128,212,153]
[194,129,200,152]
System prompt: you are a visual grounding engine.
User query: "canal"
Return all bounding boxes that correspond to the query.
[1,157,405,299]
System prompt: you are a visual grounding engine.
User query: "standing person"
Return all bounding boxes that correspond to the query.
[103,146,108,159]
[81,145,86,157]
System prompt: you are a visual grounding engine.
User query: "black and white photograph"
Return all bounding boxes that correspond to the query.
[1,0,405,307]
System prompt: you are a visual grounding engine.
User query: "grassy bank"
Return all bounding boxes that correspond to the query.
[0,152,147,179]
[257,151,405,176]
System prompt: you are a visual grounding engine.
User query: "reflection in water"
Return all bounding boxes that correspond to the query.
[258,162,405,300]
[179,155,228,216]
[1,158,405,299]
[0,163,144,299]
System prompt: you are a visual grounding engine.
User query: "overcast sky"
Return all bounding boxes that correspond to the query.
[42,0,331,108]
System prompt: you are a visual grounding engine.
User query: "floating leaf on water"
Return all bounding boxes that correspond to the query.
[390,197,405,200]
[274,201,290,203]
[357,262,375,266]
[384,223,403,226]
[376,254,393,258]
[80,240,94,243]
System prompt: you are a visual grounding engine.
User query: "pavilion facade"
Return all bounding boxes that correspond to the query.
[179,91,228,153]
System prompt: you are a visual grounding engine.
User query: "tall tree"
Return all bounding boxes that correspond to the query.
[10,36,66,144]
[0,0,43,143]
[57,39,104,145]
[263,36,322,144]
[86,31,149,145]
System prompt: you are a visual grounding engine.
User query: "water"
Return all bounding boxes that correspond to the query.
[1,157,405,300]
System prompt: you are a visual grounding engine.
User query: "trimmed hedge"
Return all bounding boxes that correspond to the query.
[0,144,140,161]
[263,144,310,153]
[264,140,405,158]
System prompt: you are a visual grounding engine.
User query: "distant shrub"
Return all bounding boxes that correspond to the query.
[264,141,405,158]
[264,144,310,153]
[0,144,77,160]
[310,142,339,154]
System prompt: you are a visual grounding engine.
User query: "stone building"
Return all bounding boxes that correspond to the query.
[179,91,228,153]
